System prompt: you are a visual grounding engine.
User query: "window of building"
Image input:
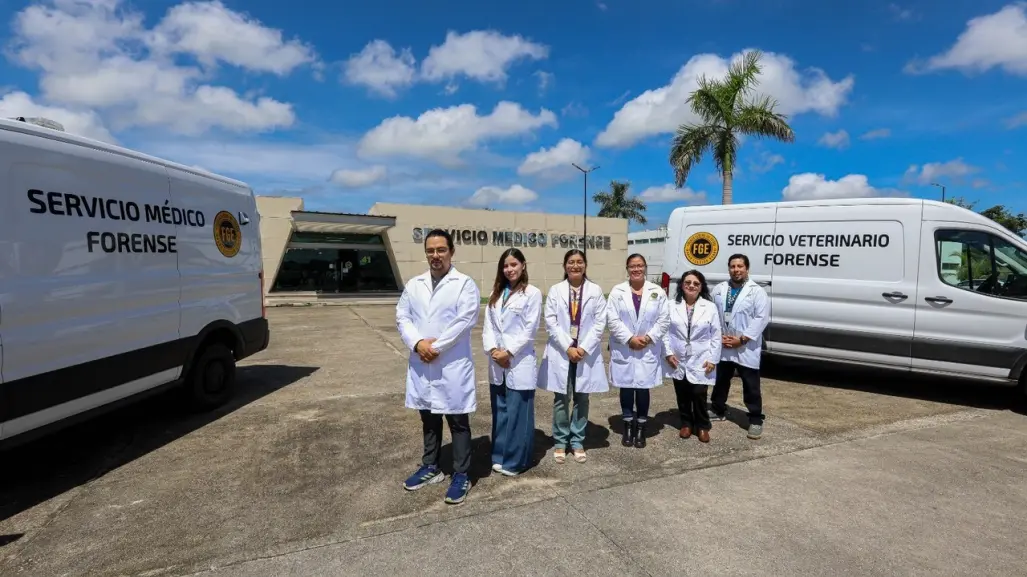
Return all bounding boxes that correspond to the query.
[935,229,1027,301]
[270,231,398,293]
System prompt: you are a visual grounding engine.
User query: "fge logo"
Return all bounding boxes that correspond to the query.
[683,232,719,266]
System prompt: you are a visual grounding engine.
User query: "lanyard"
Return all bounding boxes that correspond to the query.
[501,286,511,311]
[568,284,583,347]
[685,303,694,344]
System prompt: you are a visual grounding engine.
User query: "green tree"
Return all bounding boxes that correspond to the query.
[593,180,648,226]
[945,197,1027,237]
[669,50,796,205]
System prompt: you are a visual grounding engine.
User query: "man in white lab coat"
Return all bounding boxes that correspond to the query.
[396,229,481,504]
[709,253,770,440]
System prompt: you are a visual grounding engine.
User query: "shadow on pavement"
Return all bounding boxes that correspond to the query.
[762,356,1026,414]
[0,364,318,523]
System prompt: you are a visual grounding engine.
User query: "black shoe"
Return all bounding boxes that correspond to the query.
[621,418,635,446]
[634,420,647,448]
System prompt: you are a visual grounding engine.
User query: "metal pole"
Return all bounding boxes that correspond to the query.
[931,182,946,202]
[572,163,599,255]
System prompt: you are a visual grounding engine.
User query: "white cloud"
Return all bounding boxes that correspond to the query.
[638,184,707,204]
[1004,111,1027,128]
[596,49,854,148]
[910,3,1027,75]
[860,128,891,140]
[782,173,905,201]
[358,101,558,165]
[420,30,549,85]
[329,165,388,188]
[467,184,538,207]
[818,129,850,149]
[143,138,358,182]
[535,70,554,93]
[903,158,980,185]
[517,138,590,180]
[748,151,784,173]
[6,0,302,135]
[342,40,416,98]
[0,90,114,142]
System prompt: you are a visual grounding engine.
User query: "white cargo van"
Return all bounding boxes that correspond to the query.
[661,198,1027,396]
[0,117,269,447]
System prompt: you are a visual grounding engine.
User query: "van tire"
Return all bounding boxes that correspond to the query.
[183,343,237,411]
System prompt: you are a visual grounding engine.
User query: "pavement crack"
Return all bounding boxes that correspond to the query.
[347,308,405,358]
[558,493,655,577]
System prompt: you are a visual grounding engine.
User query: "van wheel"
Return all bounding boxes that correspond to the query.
[184,343,236,411]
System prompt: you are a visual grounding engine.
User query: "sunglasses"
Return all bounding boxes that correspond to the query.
[683,280,702,287]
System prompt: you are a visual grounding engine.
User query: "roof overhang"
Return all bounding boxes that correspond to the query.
[291,211,396,235]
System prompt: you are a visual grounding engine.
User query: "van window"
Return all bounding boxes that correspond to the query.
[935,229,1027,301]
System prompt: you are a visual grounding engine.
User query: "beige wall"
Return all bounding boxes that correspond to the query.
[369,203,629,296]
[255,196,304,292]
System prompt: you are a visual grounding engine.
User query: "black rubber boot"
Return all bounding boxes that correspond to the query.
[635,420,647,448]
[621,418,635,447]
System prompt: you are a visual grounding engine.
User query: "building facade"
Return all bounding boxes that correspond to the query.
[627,227,670,282]
[256,197,630,299]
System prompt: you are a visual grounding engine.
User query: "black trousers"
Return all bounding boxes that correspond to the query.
[711,361,764,425]
[673,378,711,431]
[420,410,471,475]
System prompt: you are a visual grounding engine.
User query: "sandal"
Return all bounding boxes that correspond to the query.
[572,449,587,463]
[554,449,566,464]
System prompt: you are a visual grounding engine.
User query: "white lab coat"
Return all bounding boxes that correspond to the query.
[396,267,481,414]
[606,281,670,389]
[710,279,770,370]
[482,284,542,391]
[538,279,609,394]
[662,296,722,385]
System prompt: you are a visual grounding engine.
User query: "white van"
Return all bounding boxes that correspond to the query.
[0,117,269,447]
[660,198,1027,397]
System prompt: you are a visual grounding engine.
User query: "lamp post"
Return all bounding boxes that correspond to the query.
[572,163,599,255]
[931,182,946,202]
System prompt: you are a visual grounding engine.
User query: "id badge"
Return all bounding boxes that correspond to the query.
[569,325,579,340]
[683,344,692,356]
[723,312,733,326]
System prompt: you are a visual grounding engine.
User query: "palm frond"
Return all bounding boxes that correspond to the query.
[711,130,739,176]
[724,50,763,99]
[688,78,729,125]
[669,123,716,187]
[736,97,795,142]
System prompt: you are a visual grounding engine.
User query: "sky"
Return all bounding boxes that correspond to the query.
[1,0,1025,231]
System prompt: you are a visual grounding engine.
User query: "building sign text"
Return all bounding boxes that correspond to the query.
[412,227,612,250]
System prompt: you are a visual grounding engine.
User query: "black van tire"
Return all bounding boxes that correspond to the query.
[184,342,237,411]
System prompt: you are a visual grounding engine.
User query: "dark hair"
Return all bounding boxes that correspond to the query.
[727,253,749,269]
[562,249,588,280]
[488,248,528,307]
[676,269,711,303]
[424,228,454,251]
[626,253,647,268]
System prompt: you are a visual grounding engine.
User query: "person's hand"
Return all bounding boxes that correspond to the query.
[703,361,716,374]
[416,338,438,362]
[567,347,583,363]
[628,336,647,350]
[494,349,512,368]
[575,347,586,360]
[722,335,742,349]
[666,355,679,370]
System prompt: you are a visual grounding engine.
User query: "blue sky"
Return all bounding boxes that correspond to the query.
[1,0,1025,230]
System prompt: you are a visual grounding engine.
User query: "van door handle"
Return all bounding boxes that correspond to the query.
[925,296,953,304]
[882,291,908,299]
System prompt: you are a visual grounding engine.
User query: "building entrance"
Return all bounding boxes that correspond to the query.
[269,233,399,294]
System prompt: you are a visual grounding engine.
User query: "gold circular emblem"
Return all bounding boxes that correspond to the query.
[683,232,718,266]
[213,211,241,258]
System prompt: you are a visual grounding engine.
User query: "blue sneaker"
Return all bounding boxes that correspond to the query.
[444,472,471,504]
[403,465,445,491]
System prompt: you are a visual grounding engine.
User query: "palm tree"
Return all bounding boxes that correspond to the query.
[669,50,795,205]
[593,180,648,225]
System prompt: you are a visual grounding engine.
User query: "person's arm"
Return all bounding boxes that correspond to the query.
[395,284,423,351]
[606,289,634,345]
[545,287,573,352]
[482,298,498,354]
[646,292,670,343]
[430,279,481,353]
[741,287,771,344]
[503,289,542,357]
[577,287,608,356]
[708,305,723,362]
[661,300,675,353]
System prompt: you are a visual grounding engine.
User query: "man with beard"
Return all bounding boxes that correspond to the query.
[396,229,481,504]
[709,254,770,440]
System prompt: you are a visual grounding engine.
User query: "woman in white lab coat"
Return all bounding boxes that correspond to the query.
[539,249,608,464]
[482,248,542,476]
[663,270,722,443]
[607,253,669,449]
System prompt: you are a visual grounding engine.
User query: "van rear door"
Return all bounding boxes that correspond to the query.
[768,202,917,368]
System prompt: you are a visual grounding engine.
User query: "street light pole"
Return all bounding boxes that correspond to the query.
[572,163,599,255]
[931,182,946,202]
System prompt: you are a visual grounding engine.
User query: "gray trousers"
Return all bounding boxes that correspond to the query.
[420,410,471,475]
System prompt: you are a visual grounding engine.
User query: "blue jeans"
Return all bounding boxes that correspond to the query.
[619,388,651,422]
[490,381,536,473]
[553,365,590,450]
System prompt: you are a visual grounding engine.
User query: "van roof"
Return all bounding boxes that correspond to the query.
[673,196,1000,224]
[0,117,251,191]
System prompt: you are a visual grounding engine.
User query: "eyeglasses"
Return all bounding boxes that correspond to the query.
[425,249,449,256]
[683,281,702,287]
